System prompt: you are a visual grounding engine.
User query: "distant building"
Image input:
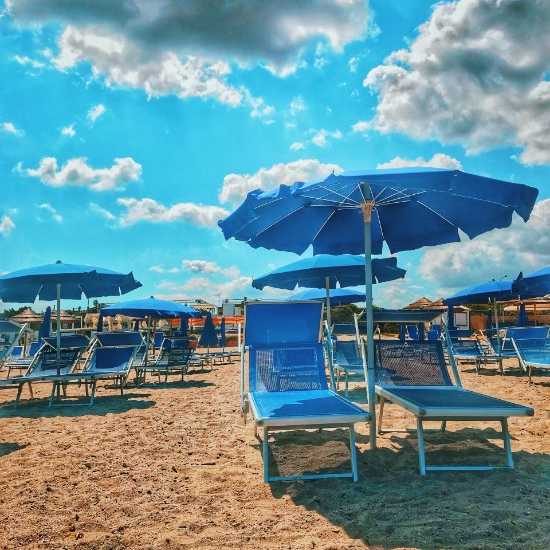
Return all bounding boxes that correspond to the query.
[221,299,245,317]
[173,298,217,314]
[405,297,469,329]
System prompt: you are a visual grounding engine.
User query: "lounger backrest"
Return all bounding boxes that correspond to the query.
[157,337,192,366]
[154,332,165,348]
[30,334,90,374]
[87,346,135,372]
[9,345,23,358]
[334,340,362,367]
[374,340,453,387]
[95,331,144,348]
[450,338,480,355]
[406,325,419,340]
[245,301,325,393]
[501,327,549,352]
[512,337,550,353]
[27,341,42,357]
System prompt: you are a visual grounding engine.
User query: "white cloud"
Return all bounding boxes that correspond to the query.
[290,142,305,151]
[351,120,369,133]
[8,0,371,77]
[116,197,228,228]
[377,153,462,170]
[2,121,24,136]
[365,0,550,165]
[87,104,105,123]
[13,54,45,68]
[38,202,63,223]
[183,260,222,274]
[20,156,142,191]
[61,124,76,137]
[311,128,343,148]
[419,199,550,293]
[219,158,343,205]
[289,96,306,116]
[373,278,426,309]
[149,265,179,274]
[158,274,252,303]
[89,202,116,221]
[348,56,359,73]
[0,215,15,237]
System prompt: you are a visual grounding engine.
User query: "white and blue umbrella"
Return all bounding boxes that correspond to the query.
[219,167,539,448]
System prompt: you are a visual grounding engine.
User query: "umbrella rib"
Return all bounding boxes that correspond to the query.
[308,184,362,205]
[414,199,459,229]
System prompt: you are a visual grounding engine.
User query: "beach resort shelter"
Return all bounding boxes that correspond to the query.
[406,297,470,330]
[9,308,43,330]
[219,167,538,448]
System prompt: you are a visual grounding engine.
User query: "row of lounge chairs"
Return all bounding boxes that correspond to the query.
[241,301,534,482]
[0,331,209,406]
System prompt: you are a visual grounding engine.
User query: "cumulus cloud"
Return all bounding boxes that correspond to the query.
[373,278,426,309]
[290,142,305,151]
[219,158,343,205]
[38,202,63,223]
[1,121,24,136]
[351,120,369,134]
[87,104,105,123]
[419,199,550,293]
[13,54,45,69]
[289,96,306,116]
[377,153,463,170]
[158,274,252,303]
[311,128,343,148]
[60,124,76,137]
[116,197,228,228]
[149,265,179,274]
[19,156,142,191]
[8,0,371,76]
[89,202,116,221]
[0,215,15,236]
[365,0,550,165]
[182,259,240,279]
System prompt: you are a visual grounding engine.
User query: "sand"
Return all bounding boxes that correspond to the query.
[1,357,549,550]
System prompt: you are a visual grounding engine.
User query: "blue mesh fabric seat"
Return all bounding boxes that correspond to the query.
[139,336,193,383]
[331,340,365,396]
[374,340,533,475]
[243,301,368,483]
[512,336,550,382]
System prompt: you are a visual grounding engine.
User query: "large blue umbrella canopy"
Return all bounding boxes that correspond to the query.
[219,167,538,449]
[517,303,528,326]
[38,306,51,339]
[288,287,366,305]
[0,261,141,374]
[444,279,516,306]
[199,312,218,348]
[253,255,405,290]
[513,266,550,298]
[101,297,199,319]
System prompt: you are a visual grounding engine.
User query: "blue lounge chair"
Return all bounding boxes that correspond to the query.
[500,326,549,359]
[242,301,369,483]
[4,341,43,377]
[47,331,143,405]
[139,336,193,383]
[0,334,90,405]
[374,340,534,475]
[512,336,550,383]
[331,340,365,397]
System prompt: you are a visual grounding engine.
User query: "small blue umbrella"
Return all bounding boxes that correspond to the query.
[253,254,405,327]
[219,317,226,348]
[178,315,188,336]
[444,279,516,306]
[517,303,528,326]
[38,306,51,339]
[219,167,538,448]
[133,319,141,332]
[447,305,456,331]
[101,297,199,319]
[0,261,141,373]
[199,312,218,348]
[288,287,366,305]
[513,266,550,298]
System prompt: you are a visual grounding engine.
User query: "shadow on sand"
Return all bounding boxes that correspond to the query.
[133,380,215,390]
[266,426,550,549]
[0,441,28,457]
[0,392,156,419]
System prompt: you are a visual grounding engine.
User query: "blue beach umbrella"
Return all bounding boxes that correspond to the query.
[96,312,104,333]
[288,287,366,305]
[253,254,405,327]
[199,312,218,348]
[517,303,528,326]
[38,306,51,339]
[178,314,188,336]
[219,167,538,448]
[0,261,141,373]
[513,266,550,298]
[101,296,199,319]
[444,279,516,306]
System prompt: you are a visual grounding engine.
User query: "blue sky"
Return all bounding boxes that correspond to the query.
[1,0,550,309]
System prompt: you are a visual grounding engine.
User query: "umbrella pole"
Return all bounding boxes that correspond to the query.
[325,276,332,330]
[362,200,376,450]
[56,283,61,377]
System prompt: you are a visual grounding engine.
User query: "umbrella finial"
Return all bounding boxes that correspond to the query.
[56,260,62,264]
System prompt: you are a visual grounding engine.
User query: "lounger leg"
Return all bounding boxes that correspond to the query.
[15,383,23,407]
[27,382,33,399]
[501,419,514,469]
[416,418,427,477]
[90,380,97,406]
[262,427,269,483]
[49,383,57,407]
[441,421,447,432]
[119,377,124,396]
[499,357,504,376]
[344,372,349,397]
[349,425,358,482]
[377,397,385,434]
[84,381,89,397]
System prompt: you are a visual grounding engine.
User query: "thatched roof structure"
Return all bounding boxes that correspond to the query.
[10,308,43,324]
[405,297,434,310]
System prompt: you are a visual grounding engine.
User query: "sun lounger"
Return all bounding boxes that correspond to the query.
[512,337,550,383]
[4,341,43,376]
[374,340,534,475]
[0,334,90,405]
[138,336,193,383]
[243,301,369,483]
[332,340,365,397]
[46,331,143,405]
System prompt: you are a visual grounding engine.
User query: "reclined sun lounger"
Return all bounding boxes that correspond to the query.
[45,331,143,405]
[243,301,369,483]
[0,334,89,405]
[512,337,550,383]
[374,340,534,475]
[332,340,365,397]
[4,341,43,377]
[138,336,192,383]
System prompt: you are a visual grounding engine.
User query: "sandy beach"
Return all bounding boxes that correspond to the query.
[1,357,549,550]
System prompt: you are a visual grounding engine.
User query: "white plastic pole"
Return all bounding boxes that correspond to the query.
[362,198,377,449]
[56,283,61,375]
[325,276,332,330]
